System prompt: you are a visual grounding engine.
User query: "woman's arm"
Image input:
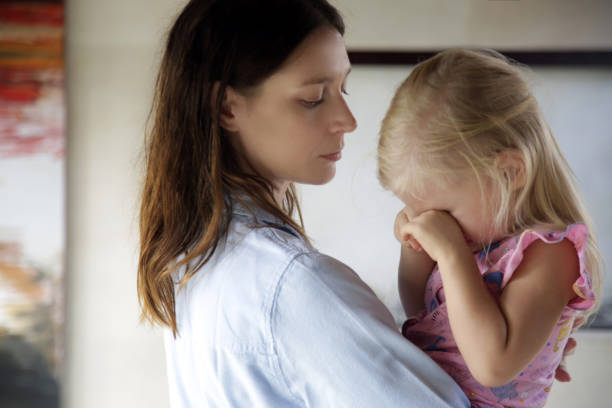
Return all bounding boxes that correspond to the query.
[271,252,470,407]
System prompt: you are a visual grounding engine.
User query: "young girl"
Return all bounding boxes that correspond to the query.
[377,49,603,408]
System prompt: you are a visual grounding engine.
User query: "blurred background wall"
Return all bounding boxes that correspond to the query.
[64,0,612,407]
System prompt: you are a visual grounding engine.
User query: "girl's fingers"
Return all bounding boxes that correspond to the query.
[410,238,422,251]
[397,212,425,252]
[563,337,577,356]
[394,211,408,242]
[554,361,571,382]
[395,210,413,243]
[573,316,586,330]
[403,234,422,251]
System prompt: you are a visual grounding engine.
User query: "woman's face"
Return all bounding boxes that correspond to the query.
[226,27,357,194]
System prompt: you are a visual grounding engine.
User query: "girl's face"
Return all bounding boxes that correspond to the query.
[395,174,500,252]
[226,27,357,195]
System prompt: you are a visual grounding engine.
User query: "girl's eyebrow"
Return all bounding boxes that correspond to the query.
[300,67,352,86]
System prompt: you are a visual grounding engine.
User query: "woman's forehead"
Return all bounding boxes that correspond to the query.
[268,28,350,87]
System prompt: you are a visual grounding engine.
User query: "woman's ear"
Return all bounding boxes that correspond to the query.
[211,82,245,133]
[495,150,526,190]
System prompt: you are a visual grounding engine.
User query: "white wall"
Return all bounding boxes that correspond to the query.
[64,1,612,407]
[334,0,612,50]
[64,0,182,406]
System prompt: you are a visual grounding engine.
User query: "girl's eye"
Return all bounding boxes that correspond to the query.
[341,87,349,96]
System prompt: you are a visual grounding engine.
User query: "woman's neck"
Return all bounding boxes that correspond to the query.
[273,181,290,208]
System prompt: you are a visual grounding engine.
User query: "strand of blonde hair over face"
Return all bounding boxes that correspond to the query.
[378,49,604,320]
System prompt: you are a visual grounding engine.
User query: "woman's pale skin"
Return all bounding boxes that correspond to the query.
[219,26,357,205]
[393,154,581,387]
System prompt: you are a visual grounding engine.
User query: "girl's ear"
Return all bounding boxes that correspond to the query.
[211,82,245,133]
[495,150,526,190]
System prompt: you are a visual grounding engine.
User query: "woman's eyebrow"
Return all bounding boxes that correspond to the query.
[300,67,352,86]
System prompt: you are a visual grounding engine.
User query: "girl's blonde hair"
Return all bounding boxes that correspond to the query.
[378,48,603,318]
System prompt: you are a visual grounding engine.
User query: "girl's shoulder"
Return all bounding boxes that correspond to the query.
[480,223,587,257]
[480,223,588,267]
[481,223,595,310]
[501,223,588,259]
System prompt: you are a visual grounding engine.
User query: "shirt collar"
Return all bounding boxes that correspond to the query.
[230,193,301,239]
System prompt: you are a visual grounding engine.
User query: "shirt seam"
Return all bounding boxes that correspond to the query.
[266,251,310,406]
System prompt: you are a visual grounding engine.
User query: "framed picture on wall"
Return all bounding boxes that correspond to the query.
[332,0,612,329]
[0,1,65,406]
[345,47,612,329]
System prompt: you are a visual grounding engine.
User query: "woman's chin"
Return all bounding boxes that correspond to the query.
[299,168,337,186]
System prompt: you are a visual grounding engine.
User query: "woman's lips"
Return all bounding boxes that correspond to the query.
[321,151,342,161]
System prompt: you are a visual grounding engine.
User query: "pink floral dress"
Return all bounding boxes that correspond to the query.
[402,224,596,408]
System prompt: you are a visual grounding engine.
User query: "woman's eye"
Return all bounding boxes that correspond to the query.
[341,87,349,96]
[301,99,324,108]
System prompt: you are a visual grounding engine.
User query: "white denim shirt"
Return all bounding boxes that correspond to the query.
[164,201,469,408]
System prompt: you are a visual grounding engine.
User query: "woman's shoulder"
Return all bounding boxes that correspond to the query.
[227,216,384,316]
[229,216,367,296]
[228,214,315,262]
[173,219,323,349]
[218,216,368,308]
[182,217,380,348]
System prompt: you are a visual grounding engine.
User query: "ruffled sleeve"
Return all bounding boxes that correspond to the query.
[498,223,595,311]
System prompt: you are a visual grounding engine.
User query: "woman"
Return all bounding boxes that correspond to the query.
[137,0,470,406]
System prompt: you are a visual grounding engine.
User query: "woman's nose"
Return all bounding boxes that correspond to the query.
[331,97,357,134]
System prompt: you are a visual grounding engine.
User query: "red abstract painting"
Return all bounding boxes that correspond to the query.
[1,2,64,406]
[0,1,65,158]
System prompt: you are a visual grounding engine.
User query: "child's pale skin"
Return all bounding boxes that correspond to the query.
[394,158,580,387]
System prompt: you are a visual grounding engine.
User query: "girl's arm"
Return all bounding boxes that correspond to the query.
[394,209,436,317]
[399,210,580,387]
[439,238,578,387]
[398,245,435,318]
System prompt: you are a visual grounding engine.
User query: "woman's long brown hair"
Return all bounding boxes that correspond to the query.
[138,0,344,336]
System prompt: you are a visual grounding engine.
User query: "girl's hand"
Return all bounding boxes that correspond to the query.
[394,208,423,251]
[396,209,470,262]
[394,208,436,317]
[554,315,584,382]
[554,337,577,382]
